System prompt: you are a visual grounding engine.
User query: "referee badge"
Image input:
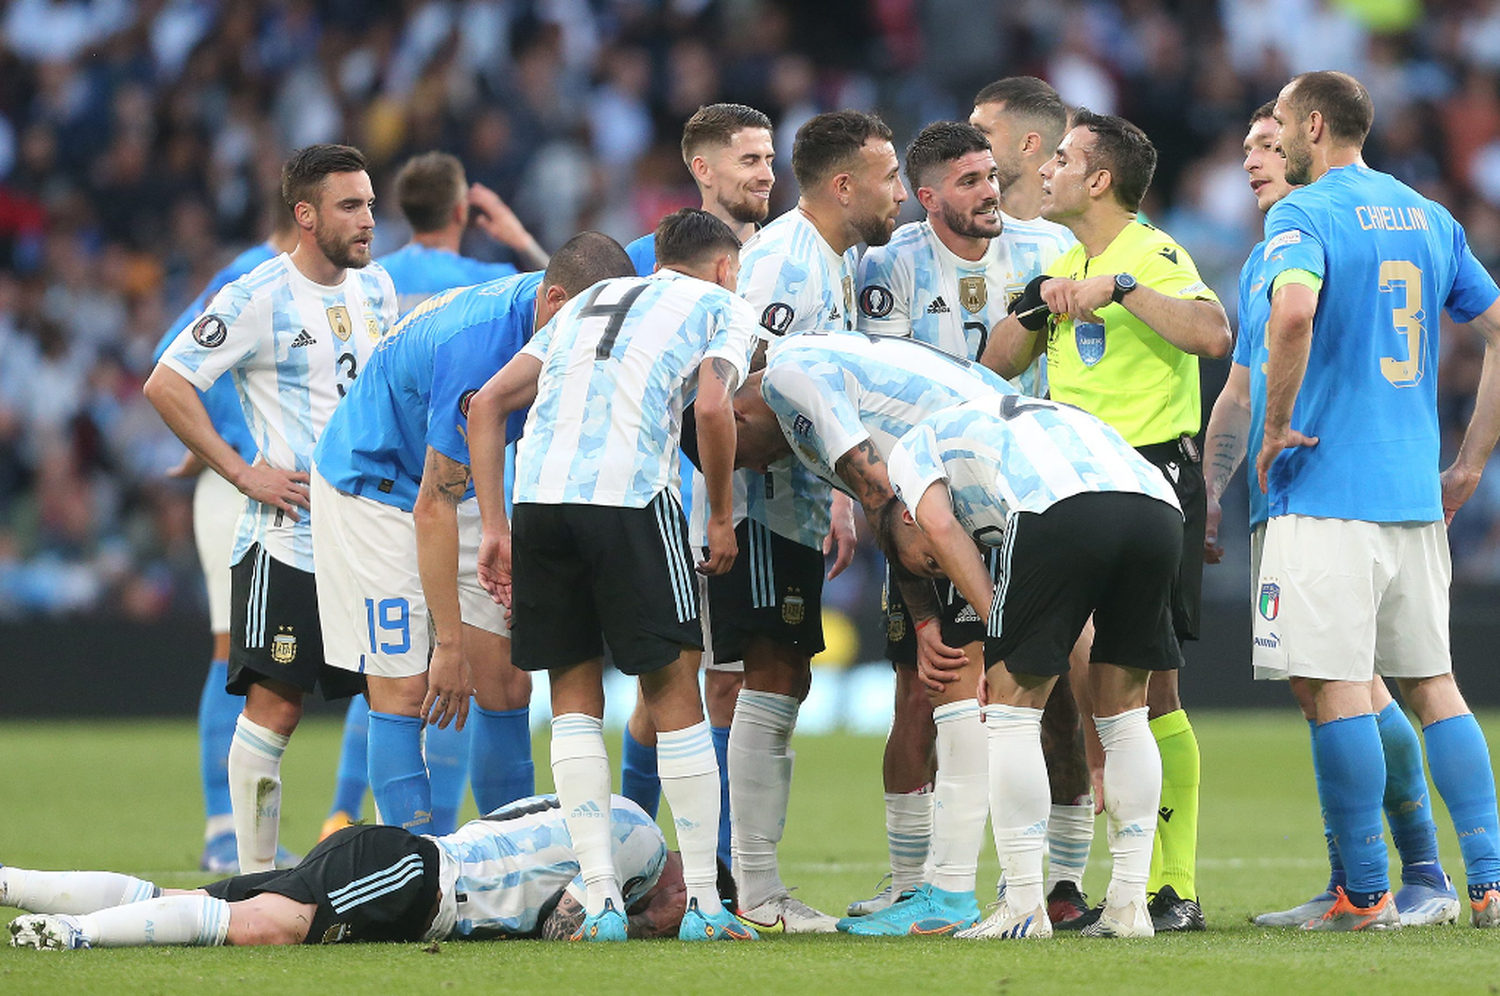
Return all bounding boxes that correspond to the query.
[1075,321,1106,367]
[272,627,298,664]
[959,276,987,314]
[326,306,353,342]
[781,588,805,626]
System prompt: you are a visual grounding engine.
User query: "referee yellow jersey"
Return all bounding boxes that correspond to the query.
[1044,222,1219,447]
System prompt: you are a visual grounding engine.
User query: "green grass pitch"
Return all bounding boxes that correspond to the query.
[1,711,1497,995]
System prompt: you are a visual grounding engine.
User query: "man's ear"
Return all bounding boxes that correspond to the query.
[901,506,916,526]
[733,407,749,424]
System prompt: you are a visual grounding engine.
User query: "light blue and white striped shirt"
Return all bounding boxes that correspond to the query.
[159,253,398,570]
[515,270,759,508]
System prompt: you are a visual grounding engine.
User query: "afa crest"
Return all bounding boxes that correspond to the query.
[272,627,298,664]
[781,588,805,626]
[959,276,987,314]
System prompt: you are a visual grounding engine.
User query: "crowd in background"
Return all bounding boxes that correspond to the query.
[4,0,1500,628]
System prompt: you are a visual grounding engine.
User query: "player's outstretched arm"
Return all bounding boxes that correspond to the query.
[695,356,740,576]
[414,446,474,730]
[1257,282,1321,494]
[1443,296,1500,523]
[1204,362,1252,563]
[143,364,309,519]
[468,183,550,271]
[468,354,543,601]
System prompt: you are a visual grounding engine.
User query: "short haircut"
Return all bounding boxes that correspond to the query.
[1249,100,1277,127]
[791,110,894,190]
[681,103,773,165]
[905,121,993,190]
[541,232,635,296]
[282,144,368,210]
[394,152,466,233]
[1285,70,1374,146]
[654,208,741,268]
[1071,108,1157,213]
[973,76,1069,146]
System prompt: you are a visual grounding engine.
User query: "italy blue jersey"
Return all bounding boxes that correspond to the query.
[377,243,519,316]
[887,396,1180,544]
[625,233,656,277]
[515,270,759,508]
[761,332,1015,492]
[153,242,275,463]
[1235,241,1272,530]
[1261,164,1500,522]
[313,271,542,513]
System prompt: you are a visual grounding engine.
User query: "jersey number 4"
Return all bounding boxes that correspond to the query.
[578,284,649,360]
[1379,260,1425,389]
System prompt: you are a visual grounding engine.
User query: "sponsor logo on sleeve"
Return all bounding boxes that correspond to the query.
[459,389,478,419]
[192,315,228,348]
[1263,230,1302,260]
[860,285,894,318]
[760,302,795,335]
[793,414,813,438]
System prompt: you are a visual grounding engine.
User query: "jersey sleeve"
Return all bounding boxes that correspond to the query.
[1134,235,1222,304]
[1444,220,1500,323]
[702,293,762,385]
[856,244,913,336]
[737,248,812,337]
[887,423,949,513]
[427,333,480,466]
[157,281,267,390]
[1261,199,1327,287]
[761,360,869,474]
[1232,258,1255,367]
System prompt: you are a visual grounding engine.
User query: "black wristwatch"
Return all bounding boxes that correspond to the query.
[1111,272,1137,304]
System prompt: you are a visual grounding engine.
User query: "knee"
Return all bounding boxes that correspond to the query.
[243,687,303,735]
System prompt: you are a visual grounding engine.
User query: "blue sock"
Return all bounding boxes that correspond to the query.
[425,719,473,836]
[712,724,732,870]
[1375,701,1442,881]
[367,711,432,832]
[470,705,536,814]
[330,697,371,820]
[198,660,238,823]
[1313,714,1388,906]
[621,727,661,818]
[1423,713,1500,900]
[1309,719,1346,892]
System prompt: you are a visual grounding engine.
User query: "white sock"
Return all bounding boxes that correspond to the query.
[550,713,620,916]
[1,869,158,914]
[1094,707,1160,908]
[929,700,989,895]
[77,895,231,947]
[728,690,798,909]
[886,789,933,894]
[986,704,1049,912]
[660,720,726,915]
[228,715,289,873]
[1046,802,1095,888]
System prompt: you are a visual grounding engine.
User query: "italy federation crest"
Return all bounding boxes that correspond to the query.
[326,306,353,342]
[272,627,298,664]
[1258,582,1280,621]
[782,589,805,626]
[1075,321,1106,366]
[959,276,987,313]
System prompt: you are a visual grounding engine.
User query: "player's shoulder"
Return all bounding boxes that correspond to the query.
[223,242,277,281]
[741,209,810,259]
[211,254,287,312]
[1000,213,1073,247]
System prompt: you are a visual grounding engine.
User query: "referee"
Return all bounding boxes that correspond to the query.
[982,108,1231,933]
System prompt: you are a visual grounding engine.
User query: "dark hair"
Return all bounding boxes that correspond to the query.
[394,151,466,233]
[1285,71,1373,146]
[1071,108,1157,213]
[541,231,635,296]
[791,110,894,190]
[1249,100,1277,127]
[654,208,741,268]
[681,103,773,165]
[973,76,1069,145]
[281,144,368,209]
[867,499,916,579]
[904,121,994,190]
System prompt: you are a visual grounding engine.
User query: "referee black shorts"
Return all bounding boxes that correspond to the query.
[1136,435,1207,643]
[201,825,440,944]
[883,557,991,668]
[985,491,1184,678]
[510,492,703,675]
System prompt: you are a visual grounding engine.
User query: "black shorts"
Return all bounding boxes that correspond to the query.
[510,493,702,675]
[1136,437,1206,643]
[228,544,364,700]
[201,825,440,944]
[985,491,1184,678]
[705,518,825,662]
[884,556,991,668]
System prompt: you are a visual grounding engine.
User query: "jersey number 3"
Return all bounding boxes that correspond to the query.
[1378,260,1424,388]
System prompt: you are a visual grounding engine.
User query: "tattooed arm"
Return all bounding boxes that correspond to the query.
[538,892,677,940]
[834,439,895,517]
[414,445,474,729]
[1203,362,1251,564]
[540,894,585,940]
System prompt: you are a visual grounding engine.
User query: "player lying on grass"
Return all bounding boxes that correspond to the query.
[5,795,697,949]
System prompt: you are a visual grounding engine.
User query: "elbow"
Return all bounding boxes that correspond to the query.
[1203,314,1234,361]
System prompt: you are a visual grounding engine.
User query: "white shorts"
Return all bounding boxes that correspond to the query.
[311,467,430,679]
[1252,514,1451,683]
[193,468,245,635]
[458,499,509,637]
